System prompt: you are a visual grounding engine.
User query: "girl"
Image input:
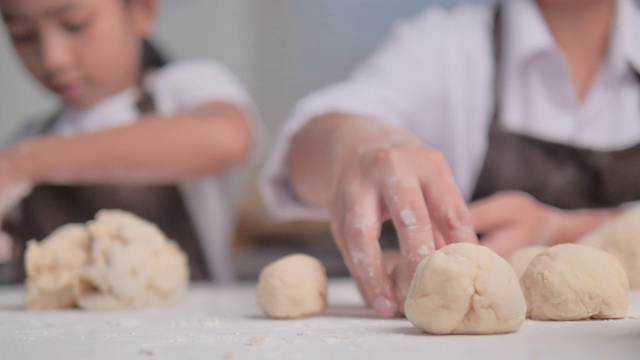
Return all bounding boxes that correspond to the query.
[261,0,640,317]
[0,0,261,283]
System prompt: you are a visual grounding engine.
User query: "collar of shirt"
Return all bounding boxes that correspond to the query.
[500,0,640,150]
[53,87,140,136]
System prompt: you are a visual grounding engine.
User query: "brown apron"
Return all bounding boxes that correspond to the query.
[5,93,211,283]
[472,5,640,209]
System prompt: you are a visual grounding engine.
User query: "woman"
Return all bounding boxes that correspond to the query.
[261,0,640,316]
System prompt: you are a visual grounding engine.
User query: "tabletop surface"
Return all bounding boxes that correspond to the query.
[1,280,639,360]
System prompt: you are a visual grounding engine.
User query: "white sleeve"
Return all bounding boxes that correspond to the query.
[259,6,481,221]
[260,5,490,219]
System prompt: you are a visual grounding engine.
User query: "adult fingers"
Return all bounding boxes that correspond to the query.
[331,187,397,317]
[416,150,477,245]
[379,177,434,267]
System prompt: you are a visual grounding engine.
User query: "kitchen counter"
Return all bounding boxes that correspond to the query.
[1,280,639,360]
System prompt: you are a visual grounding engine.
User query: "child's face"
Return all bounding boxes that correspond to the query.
[1,0,156,109]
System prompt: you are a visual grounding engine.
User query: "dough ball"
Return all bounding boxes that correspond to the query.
[256,253,328,319]
[507,246,548,279]
[521,243,629,321]
[25,225,90,310]
[405,243,526,335]
[73,210,189,310]
[578,209,640,288]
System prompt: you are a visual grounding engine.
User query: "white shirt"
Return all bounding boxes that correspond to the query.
[260,0,640,221]
[10,59,262,283]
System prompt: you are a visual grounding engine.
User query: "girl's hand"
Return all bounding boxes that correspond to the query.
[327,129,478,317]
[0,232,13,263]
[0,148,33,229]
[469,191,562,257]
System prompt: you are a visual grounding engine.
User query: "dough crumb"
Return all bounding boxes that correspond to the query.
[139,346,159,356]
[106,319,141,328]
[248,336,268,346]
[223,353,237,360]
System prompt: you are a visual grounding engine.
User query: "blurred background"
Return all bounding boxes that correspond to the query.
[0,0,488,280]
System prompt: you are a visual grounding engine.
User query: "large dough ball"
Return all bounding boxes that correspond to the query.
[405,243,526,335]
[521,244,629,321]
[25,225,90,310]
[507,246,548,279]
[73,210,189,310]
[579,209,640,288]
[256,254,328,319]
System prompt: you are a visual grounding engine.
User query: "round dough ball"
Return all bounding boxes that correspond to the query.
[25,224,90,310]
[73,210,189,310]
[507,246,548,279]
[256,254,328,319]
[521,243,629,321]
[405,243,526,335]
[579,208,640,288]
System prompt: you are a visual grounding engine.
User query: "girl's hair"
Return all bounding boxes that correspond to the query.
[137,39,168,113]
[141,38,168,71]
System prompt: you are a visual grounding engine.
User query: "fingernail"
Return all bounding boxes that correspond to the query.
[373,297,395,318]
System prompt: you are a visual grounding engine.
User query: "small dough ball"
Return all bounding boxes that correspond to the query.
[507,246,548,279]
[25,225,90,310]
[256,254,328,319]
[579,209,640,288]
[521,244,629,321]
[405,243,526,335]
[73,210,189,310]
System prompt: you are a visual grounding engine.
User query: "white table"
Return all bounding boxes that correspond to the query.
[1,280,639,360]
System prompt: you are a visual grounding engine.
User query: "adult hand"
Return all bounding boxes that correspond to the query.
[326,126,478,317]
[469,191,562,257]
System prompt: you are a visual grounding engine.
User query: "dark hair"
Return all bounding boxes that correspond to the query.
[136,39,168,113]
[141,38,168,71]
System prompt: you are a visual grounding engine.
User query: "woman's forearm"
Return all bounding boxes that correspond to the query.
[7,101,252,186]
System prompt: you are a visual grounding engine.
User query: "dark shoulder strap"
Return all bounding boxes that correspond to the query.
[40,109,64,134]
[490,3,503,129]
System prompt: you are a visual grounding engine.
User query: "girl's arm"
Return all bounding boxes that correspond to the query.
[4,100,253,186]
